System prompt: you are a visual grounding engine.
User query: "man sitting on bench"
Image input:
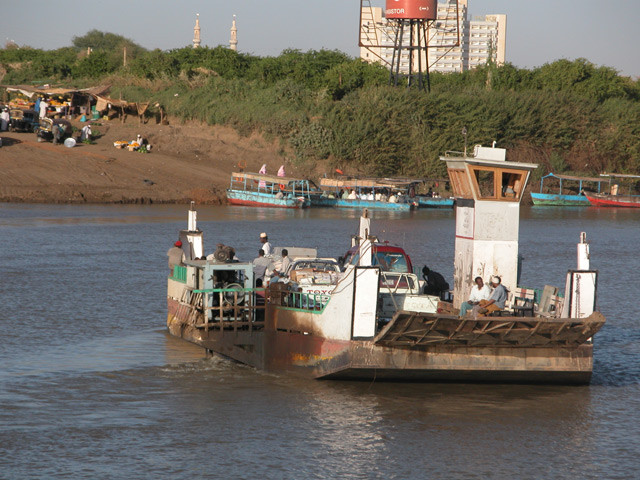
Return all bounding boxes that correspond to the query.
[478,276,508,316]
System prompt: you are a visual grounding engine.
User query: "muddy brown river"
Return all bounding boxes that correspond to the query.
[1,204,638,479]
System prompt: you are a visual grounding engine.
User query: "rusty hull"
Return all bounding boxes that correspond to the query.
[168,298,596,384]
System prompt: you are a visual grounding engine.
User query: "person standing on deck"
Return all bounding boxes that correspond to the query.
[253,249,271,282]
[478,276,508,316]
[460,277,491,316]
[167,240,185,272]
[259,232,272,256]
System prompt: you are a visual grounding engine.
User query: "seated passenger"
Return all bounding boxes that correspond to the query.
[347,190,357,200]
[388,194,397,203]
[460,276,491,316]
[341,190,350,199]
[478,276,508,316]
[275,190,284,199]
[375,192,381,201]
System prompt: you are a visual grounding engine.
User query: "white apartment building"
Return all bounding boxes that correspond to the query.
[360,0,506,74]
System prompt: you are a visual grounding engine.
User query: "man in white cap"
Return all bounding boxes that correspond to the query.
[259,232,272,256]
[478,275,508,316]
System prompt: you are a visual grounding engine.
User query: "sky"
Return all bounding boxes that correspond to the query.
[2,0,639,77]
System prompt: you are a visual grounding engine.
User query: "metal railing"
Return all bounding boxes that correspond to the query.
[270,289,330,313]
[171,265,187,283]
[192,287,267,332]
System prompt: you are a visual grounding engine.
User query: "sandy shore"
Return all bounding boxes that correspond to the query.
[0,119,298,204]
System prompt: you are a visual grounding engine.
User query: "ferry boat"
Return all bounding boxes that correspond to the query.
[531,173,606,206]
[226,172,314,208]
[584,174,640,208]
[167,146,606,384]
[315,177,418,211]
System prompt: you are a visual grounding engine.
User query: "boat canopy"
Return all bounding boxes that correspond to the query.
[600,173,640,179]
[541,173,604,183]
[320,177,420,190]
[231,171,311,185]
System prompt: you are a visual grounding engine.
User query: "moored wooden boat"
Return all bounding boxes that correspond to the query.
[531,173,605,206]
[584,173,640,207]
[226,172,313,209]
[584,192,640,208]
[316,177,418,211]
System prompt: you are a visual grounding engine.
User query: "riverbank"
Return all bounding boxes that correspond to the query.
[0,119,304,204]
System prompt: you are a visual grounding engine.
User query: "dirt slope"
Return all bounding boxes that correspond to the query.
[0,119,302,204]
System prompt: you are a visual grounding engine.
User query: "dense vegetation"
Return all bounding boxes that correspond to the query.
[2,32,639,178]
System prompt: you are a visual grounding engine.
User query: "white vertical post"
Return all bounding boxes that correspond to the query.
[577,232,590,270]
[188,201,197,232]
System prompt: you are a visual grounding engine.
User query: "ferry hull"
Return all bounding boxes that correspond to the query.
[227,190,309,209]
[531,192,591,206]
[167,298,596,385]
[585,193,640,208]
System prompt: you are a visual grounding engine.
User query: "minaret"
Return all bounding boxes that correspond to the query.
[229,15,238,51]
[193,14,201,49]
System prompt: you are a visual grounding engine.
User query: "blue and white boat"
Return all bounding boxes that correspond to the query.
[531,173,605,206]
[227,172,313,209]
[316,177,419,211]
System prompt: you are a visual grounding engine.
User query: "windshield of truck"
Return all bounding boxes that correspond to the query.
[373,252,409,273]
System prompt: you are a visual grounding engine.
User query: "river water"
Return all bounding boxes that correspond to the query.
[1,204,639,479]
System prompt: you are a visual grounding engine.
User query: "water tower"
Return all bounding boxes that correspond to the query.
[360,0,461,90]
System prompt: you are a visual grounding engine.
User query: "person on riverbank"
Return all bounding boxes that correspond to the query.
[39,99,48,119]
[478,276,508,316]
[0,108,9,131]
[80,124,92,142]
[167,240,185,272]
[260,232,272,256]
[460,277,491,316]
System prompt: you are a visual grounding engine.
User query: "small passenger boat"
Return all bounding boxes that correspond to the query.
[226,172,313,209]
[531,173,606,206]
[316,177,419,211]
[584,174,640,208]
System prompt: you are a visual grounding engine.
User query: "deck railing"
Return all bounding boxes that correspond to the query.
[270,288,330,313]
[192,287,267,332]
[171,265,187,283]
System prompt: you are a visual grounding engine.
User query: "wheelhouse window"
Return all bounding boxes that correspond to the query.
[469,166,527,201]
